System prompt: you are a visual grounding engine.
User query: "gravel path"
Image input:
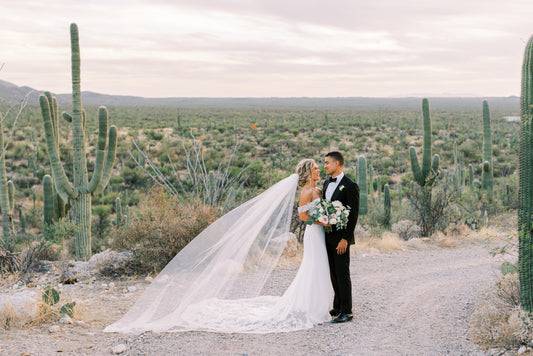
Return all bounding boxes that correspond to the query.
[1,241,502,355]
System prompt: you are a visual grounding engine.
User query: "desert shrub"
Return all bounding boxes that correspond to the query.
[470,273,533,350]
[19,239,61,273]
[407,182,456,237]
[391,220,421,240]
[112,187,217,274]
[0,243,21,274]
[91,205,111,254]
[42,220,78,246]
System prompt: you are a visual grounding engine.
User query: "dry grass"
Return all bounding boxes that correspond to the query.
[353,231,406,253]
[0,302,28,330]
[1,287,86,330]
[470,273,532,350]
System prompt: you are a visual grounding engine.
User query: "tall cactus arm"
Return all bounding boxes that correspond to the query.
[421,98,432,181]
[39,95,78,200]
[93,125,117,195]
[87,107,109,193]
[409,147,424,186]
[431,154,440,175]
[43,175,55,224]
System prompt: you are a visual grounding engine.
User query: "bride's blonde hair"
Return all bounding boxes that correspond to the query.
[296,159,316,188]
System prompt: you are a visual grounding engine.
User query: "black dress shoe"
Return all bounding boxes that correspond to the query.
[331,313,353,323]
[329,308,340,317]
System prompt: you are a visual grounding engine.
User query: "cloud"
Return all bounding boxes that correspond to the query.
[1,0,532,97]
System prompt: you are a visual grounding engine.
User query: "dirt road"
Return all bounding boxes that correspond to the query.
[1,241,501,355]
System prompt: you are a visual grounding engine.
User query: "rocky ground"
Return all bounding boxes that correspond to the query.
[1,235,507,355]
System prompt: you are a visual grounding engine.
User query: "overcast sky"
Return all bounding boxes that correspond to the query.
[1,0,532,98]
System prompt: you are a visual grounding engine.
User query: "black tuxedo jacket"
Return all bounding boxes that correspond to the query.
[322,175,360,245]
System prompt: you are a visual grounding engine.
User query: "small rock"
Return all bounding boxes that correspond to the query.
[111,344,127,354]
[102,283,108,289]
[109,282,115,288]
[59,315,73,324]
[518,345,527,355]
[48,325,60,333]
[145,276,153,283]
[127,286,137,293]
[75,320,88,328]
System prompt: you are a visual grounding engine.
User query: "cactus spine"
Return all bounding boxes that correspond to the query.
[482,100,493,198]
[409,98,440,187]
[358,156,367,215]
[384,184,391,228]
[39,24,117,260]
[0,121,15,237]
[519,35,533,312]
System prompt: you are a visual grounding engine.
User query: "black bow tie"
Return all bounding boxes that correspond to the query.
[329,177,337,183]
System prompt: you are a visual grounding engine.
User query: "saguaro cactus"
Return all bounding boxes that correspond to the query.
[519,35,533,312]
[0,122,15,236]
[409,98,440,188]
[112,197,128,227]
[39,24,117,260]
[482,100,493,198]
[358,156,368,215]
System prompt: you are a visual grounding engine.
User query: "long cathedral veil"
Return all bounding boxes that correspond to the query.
[104,173,299,333]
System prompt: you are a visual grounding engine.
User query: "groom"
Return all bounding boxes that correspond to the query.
[323,151,359,323]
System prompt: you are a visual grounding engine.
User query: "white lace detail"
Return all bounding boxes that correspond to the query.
[297,198,321,214]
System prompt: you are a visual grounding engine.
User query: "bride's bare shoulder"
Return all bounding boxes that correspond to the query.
[299,187,313,204]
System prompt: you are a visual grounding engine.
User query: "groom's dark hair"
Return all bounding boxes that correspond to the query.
[325,151,344,166]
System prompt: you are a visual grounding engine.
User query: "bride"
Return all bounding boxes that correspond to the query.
[104,159,331,334]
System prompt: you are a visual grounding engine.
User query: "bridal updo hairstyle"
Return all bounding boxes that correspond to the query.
[296,159,316,188]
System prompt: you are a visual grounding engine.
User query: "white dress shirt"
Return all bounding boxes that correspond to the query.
[325,172,344,202]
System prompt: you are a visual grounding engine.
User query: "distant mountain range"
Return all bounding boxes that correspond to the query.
[0,79,520,112]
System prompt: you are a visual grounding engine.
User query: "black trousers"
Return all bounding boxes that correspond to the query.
[326,241,352,314]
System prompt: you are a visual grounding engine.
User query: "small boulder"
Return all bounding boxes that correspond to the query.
[111,344,127,354]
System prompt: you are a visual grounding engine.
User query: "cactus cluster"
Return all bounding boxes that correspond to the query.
[39,24,117,260]
[519,35,533,312]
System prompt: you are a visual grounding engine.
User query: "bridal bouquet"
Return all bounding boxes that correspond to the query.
[306,199,350,233]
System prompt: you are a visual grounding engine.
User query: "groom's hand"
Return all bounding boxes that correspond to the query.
[336,239,348,255]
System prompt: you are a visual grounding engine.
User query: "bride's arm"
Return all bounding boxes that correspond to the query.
[298,189,329,226]
[298,189,313,222]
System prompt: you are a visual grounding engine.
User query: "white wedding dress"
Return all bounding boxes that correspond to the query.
[104,175,331,334]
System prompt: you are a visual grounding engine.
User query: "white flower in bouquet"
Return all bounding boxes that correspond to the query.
[330,218,337,225]
[331,201,343,208]
[318,215,329,224]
